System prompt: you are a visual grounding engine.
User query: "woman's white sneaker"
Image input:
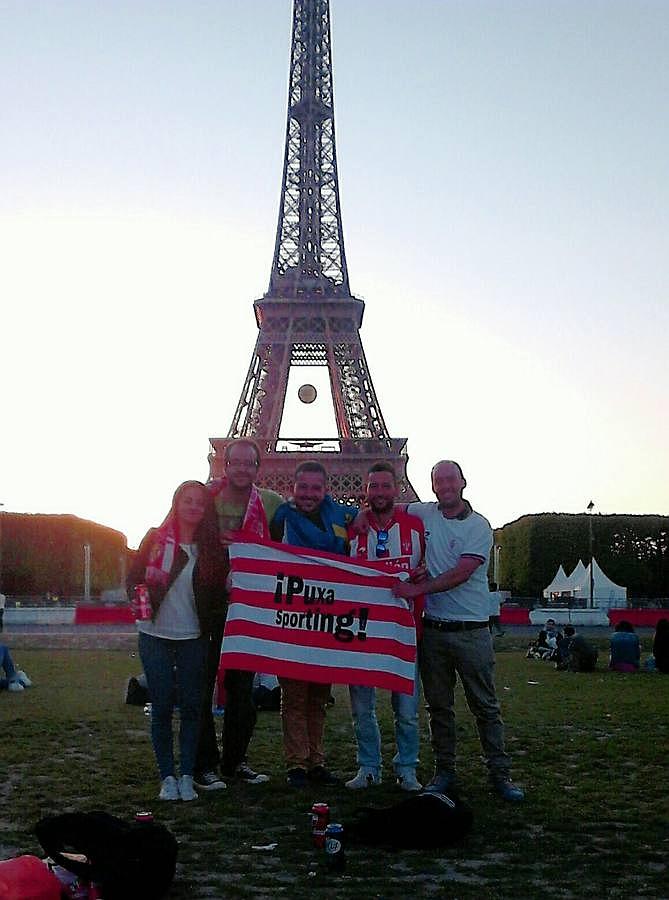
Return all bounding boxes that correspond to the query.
[178,775,199,801]
[159,775,180,801]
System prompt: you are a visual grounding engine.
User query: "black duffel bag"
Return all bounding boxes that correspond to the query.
[347,791,473,849]
[35,810,178,899]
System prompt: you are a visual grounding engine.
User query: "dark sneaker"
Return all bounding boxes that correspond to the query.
[492,777,525,802]
[307,766,341,786]
[194,771,227,791]
[286,767,308,788]
[235,763,270,784]
[424,771,457,794]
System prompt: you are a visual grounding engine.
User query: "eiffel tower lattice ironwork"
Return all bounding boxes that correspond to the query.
[209,0,418,504]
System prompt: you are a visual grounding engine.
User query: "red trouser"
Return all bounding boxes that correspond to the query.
[279,677,331,769]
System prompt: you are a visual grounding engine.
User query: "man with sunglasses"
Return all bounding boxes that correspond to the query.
[346,462,426,792]
[392,460,524,803]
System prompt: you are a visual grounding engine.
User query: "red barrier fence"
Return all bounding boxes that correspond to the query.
[608,609,668,628]
[71,604,667,628]
[500,607,531,625]
[74,606,134,625]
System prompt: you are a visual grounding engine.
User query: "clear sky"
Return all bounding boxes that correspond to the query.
[2,0,668,549]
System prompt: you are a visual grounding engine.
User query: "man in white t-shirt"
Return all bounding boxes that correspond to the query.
[393,460,524,802]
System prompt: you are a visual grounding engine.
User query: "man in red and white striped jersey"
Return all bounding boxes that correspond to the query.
[346,462,425,792]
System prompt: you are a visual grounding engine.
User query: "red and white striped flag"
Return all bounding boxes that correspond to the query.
[221,539,417,694]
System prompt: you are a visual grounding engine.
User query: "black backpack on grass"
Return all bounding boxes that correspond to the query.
[347,791,473,849]
[125,674,151,706]
[35,810,177,899]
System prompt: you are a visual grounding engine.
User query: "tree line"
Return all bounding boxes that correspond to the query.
[493,513,669,599]
[3,510,667,601]
[1,512,126,596]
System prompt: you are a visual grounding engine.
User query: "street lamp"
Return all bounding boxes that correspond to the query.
[587,500,595,608]
[83,543,91,603]
[493,544,502,591]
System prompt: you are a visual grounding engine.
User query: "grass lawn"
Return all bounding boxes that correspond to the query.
[1,643,667,899]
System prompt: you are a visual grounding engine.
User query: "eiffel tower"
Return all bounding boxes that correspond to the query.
[209,0,418,504]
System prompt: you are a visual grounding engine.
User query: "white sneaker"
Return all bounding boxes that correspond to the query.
[16,670,32,688]
[159,775,180,801]
[194,771,227,791]
[178,775,198,802]
[345,768,381,790]
[8,681,24,693]
[397,770,423,792]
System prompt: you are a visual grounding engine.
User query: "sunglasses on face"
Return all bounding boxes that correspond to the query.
[375,529,390,558]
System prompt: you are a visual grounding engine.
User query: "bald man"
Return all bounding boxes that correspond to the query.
[394,460,524,802]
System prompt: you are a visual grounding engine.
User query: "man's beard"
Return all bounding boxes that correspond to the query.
[369,500,394,515]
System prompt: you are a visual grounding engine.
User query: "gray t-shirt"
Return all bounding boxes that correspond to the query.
[137,544,200,640]
[407,502,492,622]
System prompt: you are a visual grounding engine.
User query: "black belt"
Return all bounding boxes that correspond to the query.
[424,618,488,632]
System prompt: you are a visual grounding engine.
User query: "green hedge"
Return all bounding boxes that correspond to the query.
[493,513,669,598]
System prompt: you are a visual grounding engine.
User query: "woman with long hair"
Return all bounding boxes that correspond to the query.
[128,480,225,801]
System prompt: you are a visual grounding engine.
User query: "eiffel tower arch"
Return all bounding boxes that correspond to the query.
[209,0,418,505]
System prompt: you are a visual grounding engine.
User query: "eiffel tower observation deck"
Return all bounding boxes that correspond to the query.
[209,0,418,504]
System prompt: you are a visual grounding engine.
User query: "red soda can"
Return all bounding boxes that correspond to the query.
[311,802,329,849]
[135,811,154,824]
[132,584,152,621]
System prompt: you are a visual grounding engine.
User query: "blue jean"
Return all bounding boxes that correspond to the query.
[138,632,206,779]
[0,643,18,689]
[348,662,421,775]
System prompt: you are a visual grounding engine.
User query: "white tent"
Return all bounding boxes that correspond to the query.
[542,564,568,598]
[566,559,586,591]
[541,557,627,608]
[569,557,627,608]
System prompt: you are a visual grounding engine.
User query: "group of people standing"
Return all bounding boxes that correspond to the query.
[128,439,524,803]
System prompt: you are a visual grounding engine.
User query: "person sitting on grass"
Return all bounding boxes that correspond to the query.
[561,631,599,673]
[526,618,562,661]
[0,643,32,692]
[128,481,226,803]
[555,625,576,670]
[651,618,669,674]
[609,620,640,673]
